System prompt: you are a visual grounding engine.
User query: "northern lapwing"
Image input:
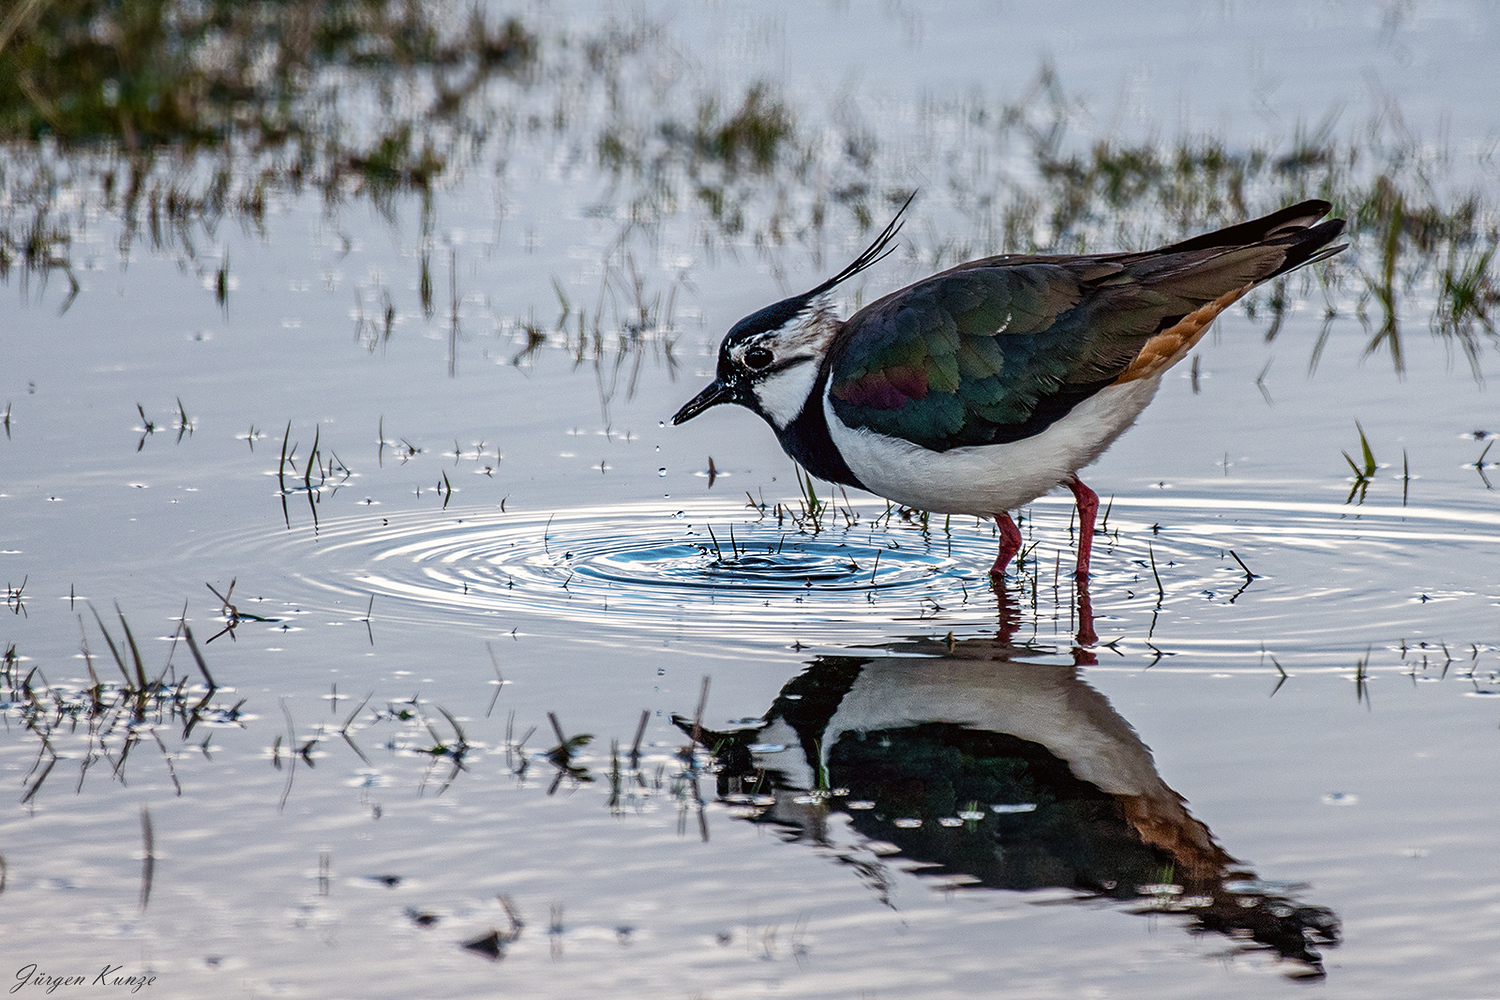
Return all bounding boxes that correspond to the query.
[673,198,1346,582]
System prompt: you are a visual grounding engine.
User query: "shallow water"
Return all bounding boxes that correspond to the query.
[3,3,1499,997]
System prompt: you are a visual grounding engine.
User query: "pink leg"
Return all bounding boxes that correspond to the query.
[1067,477,1099,582]
[990,513,1022,578]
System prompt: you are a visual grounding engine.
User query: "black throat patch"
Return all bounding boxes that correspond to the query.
[773,360,867,491]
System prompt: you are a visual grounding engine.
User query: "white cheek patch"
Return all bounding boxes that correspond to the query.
[736,305,842,429]
[753,360,820,428]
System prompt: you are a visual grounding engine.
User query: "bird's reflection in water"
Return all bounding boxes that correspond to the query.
[676,589,1339,978]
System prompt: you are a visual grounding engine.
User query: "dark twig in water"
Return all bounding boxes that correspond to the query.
[134,403,156,452]
[278,421,293,492]
[1354,647,1372,709]
[449,248,459,378]
[139,806,155,911]
[174,396,192,443]
[1147,542,1164,607]
[1226,549,1257,603]
[339,691,373,766]
[4,575,25,617]
[543,712,593,792]
[1342,421,1377,504]
[1474,439,1494,490]
[629,709,650,769]
[485,642,505,718]
[180,621,214,691]
[691,676,711,750]
[278,700,299,811]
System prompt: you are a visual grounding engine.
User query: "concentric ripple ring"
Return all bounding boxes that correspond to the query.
[189,496,1500,655]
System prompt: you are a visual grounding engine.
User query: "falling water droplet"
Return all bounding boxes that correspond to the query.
[658,421,665,429]
[658,468,667,477]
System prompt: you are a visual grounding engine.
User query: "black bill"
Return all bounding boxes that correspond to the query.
[671,379,735,425]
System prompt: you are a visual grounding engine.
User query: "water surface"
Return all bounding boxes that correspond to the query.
[3,3,1499,997]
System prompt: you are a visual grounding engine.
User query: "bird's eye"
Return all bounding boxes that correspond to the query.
[743,346,774,370]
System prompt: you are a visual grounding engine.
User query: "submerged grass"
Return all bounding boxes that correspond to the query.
[273,420,353,528]
[1342,421,1378,504]
[4,601,239,804]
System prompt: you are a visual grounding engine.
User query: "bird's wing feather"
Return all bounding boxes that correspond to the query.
[827,203,1344,453]
[827,262,1169,450]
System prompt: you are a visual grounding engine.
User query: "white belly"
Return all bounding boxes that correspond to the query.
[823,376,1163,514]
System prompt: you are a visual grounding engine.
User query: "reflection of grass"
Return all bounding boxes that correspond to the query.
[687,83,794,174]
[0,1,536,148]
[4,604,235,804]
[2,7,1498,371]
[0,209,75,305]
[1436,242,1499,372]
[966,93,1497,369]
[0,0,537,281]
[585,56,1500,371]
[508,255,682,424]
[597,78,807,236]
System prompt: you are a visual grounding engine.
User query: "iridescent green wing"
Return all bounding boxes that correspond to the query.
[828,262,1166,451]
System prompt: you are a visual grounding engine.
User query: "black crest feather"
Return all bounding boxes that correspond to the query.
[806,191,915,298]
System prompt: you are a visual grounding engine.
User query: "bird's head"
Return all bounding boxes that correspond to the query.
[672,193,915,431]
[671,293,841,430]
